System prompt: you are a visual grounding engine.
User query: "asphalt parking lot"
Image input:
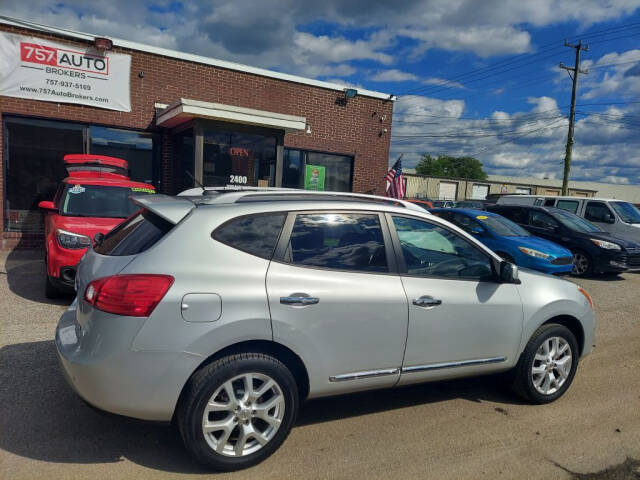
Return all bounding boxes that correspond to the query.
[1,250,639,480]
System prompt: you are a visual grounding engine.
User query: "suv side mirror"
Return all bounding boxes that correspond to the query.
[38,200,56,212]
[604,213,615,223]
[499,261,520,284]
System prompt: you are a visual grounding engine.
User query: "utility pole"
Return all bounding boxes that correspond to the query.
[559,39,588,195]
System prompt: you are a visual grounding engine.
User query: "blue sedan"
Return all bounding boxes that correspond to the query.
[431,208,574,275]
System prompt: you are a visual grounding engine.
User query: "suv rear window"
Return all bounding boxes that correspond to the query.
[213,213,286,259]
[95,209,173,256]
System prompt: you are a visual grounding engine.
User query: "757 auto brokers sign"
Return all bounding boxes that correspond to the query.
[0,32,131,112]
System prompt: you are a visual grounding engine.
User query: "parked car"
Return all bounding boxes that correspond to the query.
[38,154,155,297]
[488,204,640,276]
[56,189,595,471]
[431,208,574,275]
[407,198,434,210]
[497,195,640,244]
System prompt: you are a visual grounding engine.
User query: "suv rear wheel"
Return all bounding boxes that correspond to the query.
[178,353,299,471]
[511,323,579,404]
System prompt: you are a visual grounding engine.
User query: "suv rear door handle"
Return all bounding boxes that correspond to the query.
[280,295,320,306]
[413,296,442,308]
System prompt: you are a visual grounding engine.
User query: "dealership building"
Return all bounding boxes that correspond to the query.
[0,16,395,248]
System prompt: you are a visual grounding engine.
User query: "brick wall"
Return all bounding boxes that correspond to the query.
[0,24,394,248]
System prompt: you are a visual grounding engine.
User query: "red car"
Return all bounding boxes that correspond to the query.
[38,154,155,297]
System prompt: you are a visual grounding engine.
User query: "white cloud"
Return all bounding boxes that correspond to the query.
[581,49,640,99]
[370,69,419,82]
[402,25,532,58]
[292,31,394,66]
[422,77,465,89]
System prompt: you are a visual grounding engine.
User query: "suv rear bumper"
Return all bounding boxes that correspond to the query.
[55,302,203,421]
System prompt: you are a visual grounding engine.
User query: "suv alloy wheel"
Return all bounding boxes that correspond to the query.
[178,353,299,471]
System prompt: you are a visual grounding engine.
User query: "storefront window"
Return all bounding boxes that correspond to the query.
[4,118,85,232]
[282,149,304,189]
[173,128,194,192]
[90,126,159,186]
[3,116,159,232]
[203,129,276,187]
[282,149,353,192]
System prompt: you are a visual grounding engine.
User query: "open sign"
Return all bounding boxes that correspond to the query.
[230,147,249,157]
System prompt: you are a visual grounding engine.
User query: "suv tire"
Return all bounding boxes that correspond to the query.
[178,353,299,471]
[512,323,579,404]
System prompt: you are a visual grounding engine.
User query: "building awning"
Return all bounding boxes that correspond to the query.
[156,98,306,132]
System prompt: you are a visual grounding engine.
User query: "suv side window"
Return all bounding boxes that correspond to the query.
[544,198,556,206]
[392,216,493,280]
[283,213,387,273]
[530,211,560,230]
[585,201,613,222]
[213,213,285,260]
[556,200,579,214]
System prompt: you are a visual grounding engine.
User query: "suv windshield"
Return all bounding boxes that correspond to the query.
[60,184,154,218]
[477,215,530,237]
[551,209,602,233]
[611,201,640,224]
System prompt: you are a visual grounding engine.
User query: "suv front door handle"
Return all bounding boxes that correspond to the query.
[280,295,320,306]
[413,296,442,308]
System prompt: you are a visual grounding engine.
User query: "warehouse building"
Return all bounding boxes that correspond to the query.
[405,173,597,201]
[406,172,640,203]
[0,16,395,248]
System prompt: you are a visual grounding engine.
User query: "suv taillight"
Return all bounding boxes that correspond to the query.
[84,274,174,317]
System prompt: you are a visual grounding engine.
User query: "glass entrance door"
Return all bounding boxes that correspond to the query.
[203,129,276,187]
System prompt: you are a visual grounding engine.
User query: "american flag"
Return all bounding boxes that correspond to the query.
[385,156,405,199]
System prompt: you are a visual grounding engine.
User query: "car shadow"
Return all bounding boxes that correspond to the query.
[0,339,524,475]
[584,273,626,282]
[3,249,73,305]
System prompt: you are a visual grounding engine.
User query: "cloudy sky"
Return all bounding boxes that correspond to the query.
[1,0,639,184]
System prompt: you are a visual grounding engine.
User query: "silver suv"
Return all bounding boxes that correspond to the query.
[56,189,595,471]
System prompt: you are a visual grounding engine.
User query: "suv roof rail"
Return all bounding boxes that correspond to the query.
[181,187,426,212]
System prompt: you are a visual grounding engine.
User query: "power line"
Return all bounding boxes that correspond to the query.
[467,119,567,156]
[401,49,565,98]
[391,118,567,141]
[397,21,640,98]
[576,101,640,107]
[397,105,569,120]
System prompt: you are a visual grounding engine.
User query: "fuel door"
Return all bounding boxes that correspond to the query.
[181,293,222,323]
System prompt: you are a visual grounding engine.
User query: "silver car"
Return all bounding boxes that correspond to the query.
[56,189,595,471]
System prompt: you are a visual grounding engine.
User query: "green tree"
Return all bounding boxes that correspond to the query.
[415,154,487,180]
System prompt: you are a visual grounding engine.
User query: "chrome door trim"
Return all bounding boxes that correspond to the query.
[329,367,400,382]
[401,356,506,373]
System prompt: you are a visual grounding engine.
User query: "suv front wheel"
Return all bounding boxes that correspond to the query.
[511,323,579,404]
[178,353,299,471]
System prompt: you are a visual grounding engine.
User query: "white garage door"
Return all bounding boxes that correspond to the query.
[471,184,489,200]
[515,187,531,194]
[439,181,457,200]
